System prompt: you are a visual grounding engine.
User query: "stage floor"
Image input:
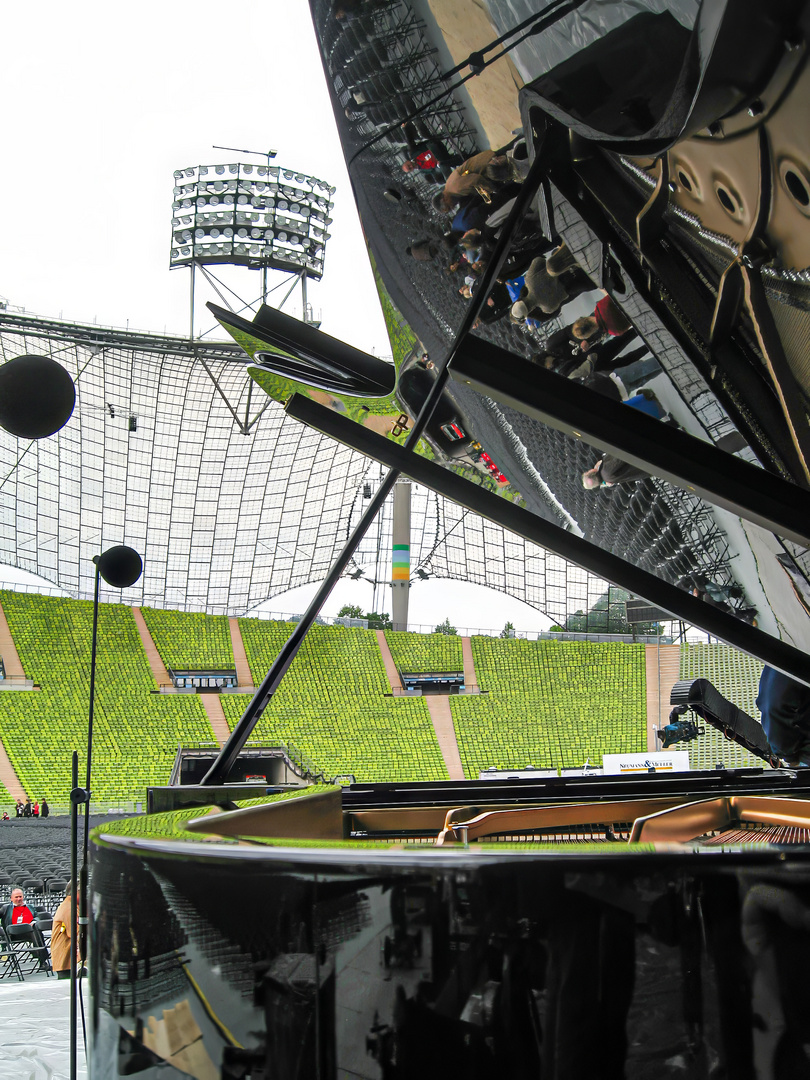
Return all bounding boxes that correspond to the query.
[0,972,87,1080]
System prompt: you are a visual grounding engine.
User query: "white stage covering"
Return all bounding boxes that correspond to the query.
[0,974,87,1080]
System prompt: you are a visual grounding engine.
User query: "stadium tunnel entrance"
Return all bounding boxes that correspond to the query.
[401,671,465,695]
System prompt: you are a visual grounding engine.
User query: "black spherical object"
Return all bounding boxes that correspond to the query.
[94,546,143,589]
[0,354,76,439]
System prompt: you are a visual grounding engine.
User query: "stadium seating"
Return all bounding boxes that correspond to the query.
[679,643,763,769]
[227,621,448,782]
[140,607,234,671]
[0,592,655,799]
[450,638,647,778]
[0,592,218,807]
[385,630,463,674]
[237,620,391,696]
[0,840,71,898]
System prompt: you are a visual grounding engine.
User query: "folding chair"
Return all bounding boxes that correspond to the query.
[0,927,24,981]
[7,923,51,977]
[34,910,53,954]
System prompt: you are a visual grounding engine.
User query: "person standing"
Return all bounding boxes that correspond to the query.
[572,295,634,349]
[22,800,31,818]
[32,800,39,818]
[51,882,79,979]
[757,667,810,765]
[40,798,49,819]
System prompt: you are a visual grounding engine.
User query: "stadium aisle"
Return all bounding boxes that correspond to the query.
[0,974,87,1080]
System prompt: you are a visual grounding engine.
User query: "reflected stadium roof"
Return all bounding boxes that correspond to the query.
[0,311,612,622]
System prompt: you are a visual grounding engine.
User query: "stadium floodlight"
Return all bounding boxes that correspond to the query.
[169,161,334,282]
[172,156,335,339]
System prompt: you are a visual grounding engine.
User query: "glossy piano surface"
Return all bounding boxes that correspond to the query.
[90,780,810,1079]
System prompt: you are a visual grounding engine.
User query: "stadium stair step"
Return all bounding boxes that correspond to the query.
[461,637,479,692]
[424,695,465,780]
[198,695,230,749]
[0,601,26,680]
[375,630,405,695]
[228,619,255,689]
[645,644,683,751]
[0,733,26,801]
[131,607,172,688]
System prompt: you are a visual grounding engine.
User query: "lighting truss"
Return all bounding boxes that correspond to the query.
[170,163,335,280]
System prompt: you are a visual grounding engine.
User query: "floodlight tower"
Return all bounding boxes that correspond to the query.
[169,156,336,337]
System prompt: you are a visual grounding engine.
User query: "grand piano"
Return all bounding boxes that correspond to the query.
[91,2,810,1076]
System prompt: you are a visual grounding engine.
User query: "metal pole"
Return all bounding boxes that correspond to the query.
[392,481,411,631]
[301,270,308,322]
[76,562,101,998]
[189,262,196,340]
[69,750,78,1080]
[84,562,101,862]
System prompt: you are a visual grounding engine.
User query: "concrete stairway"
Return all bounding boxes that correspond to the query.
[374,630,464,777]
[424,695,465,780]
[131,607,172,688]
[0,602,30,799]
[198,695,231,749]
[229,618,254,689]
[375,630,405,695]
[645,644,683,751]
[461,637,478,692]
[0,602,26,680]
[0,739,26,801]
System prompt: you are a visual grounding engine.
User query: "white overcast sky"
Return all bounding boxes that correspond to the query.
[0,0,553,632]
[0,0,389,353]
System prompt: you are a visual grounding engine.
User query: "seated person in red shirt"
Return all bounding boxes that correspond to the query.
[400,122,461,178]
[402,150,440,172]
[3,886,49,968]
[572,295,633,351]
[4,886,35,926]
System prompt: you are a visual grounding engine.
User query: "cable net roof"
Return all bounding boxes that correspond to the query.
[349,474,611,627]
[0,314,368,613]
[0,312,612,622]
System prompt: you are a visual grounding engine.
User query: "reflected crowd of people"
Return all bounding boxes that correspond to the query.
[329,0,757,628]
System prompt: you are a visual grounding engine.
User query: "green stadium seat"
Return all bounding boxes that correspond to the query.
[0,591,219,807]
[384,631,463,675]
[140,607,234,671]
[679,643,763,769]
[450,638,647,779]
